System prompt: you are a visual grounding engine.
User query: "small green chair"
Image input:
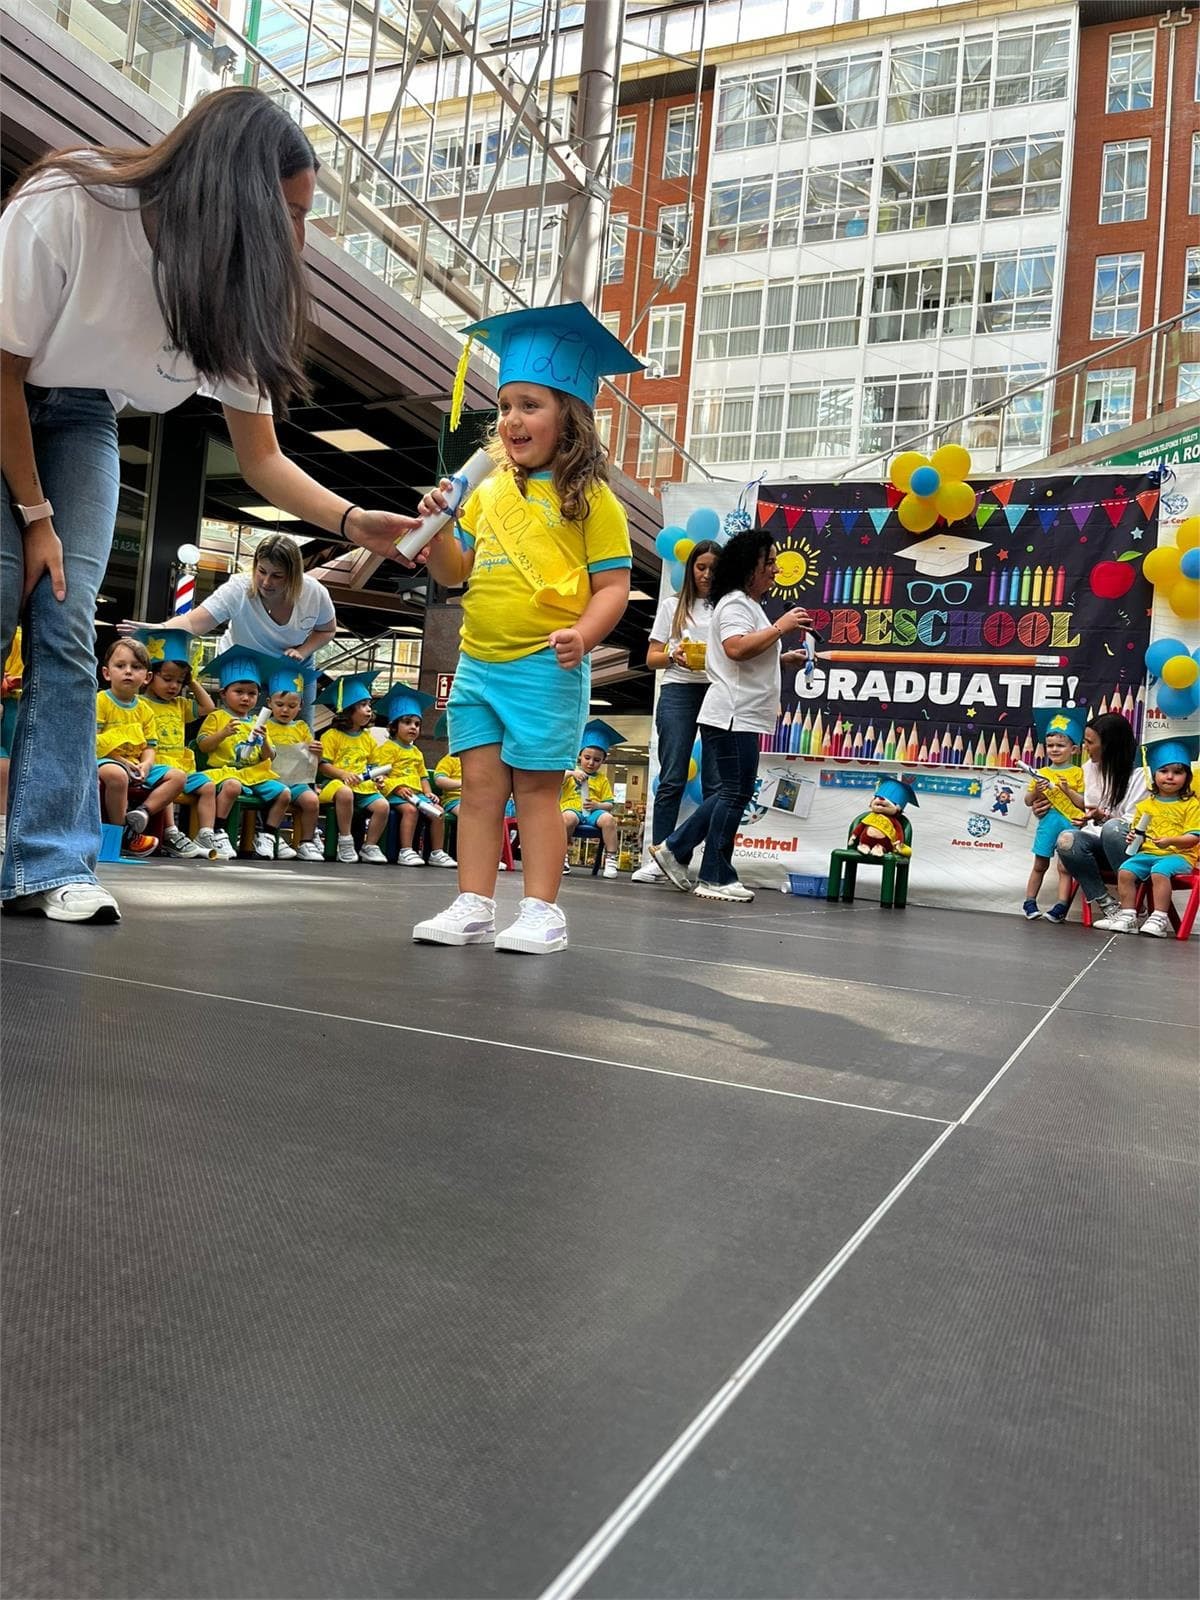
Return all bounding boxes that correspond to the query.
[827,811,914,908]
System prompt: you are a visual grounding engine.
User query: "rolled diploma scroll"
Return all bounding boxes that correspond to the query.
[235,706,272,763]
[395,447,497,561]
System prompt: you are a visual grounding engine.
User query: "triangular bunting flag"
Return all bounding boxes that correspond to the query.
[783,506,804,533]
[989,480,1016,506]
[885,484,904,509]
[1102,500,1125,528]
[868,507,891,533]
[1136,489,1159,520]
[975,504,998,530]
[1003,504,1025,531]
[839,510,860,534]
[810,509,832,534]
[1036,507,1057,533]
[756,501,779,524]
[1069,503,1091,530]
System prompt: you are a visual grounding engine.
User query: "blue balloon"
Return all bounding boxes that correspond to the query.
[684,777,704,805]
[1146,637,1190,676]
[666,560,685,591]
[655,525,685,561]
[1156,683,1200,719]
[686,507,721,542]
[1194,648,1200,665]
[909,465,941,498]
[1181,547,1200,581]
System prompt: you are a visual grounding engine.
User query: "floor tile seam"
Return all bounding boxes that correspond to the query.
[0,959,953,1127]
[1055,1003,1200,1032]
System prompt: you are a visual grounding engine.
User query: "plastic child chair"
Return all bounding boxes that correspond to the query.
[826,811,913,908]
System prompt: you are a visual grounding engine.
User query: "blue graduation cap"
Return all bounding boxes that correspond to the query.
[450,301,644,427]
[206,646,275,691]
[875,776,919,810]
[134,629,193,667]
[265,657,314,699]
[1143,734,1200,771]
[375,684,435,725]
[316,672,377,713]
[579,718,625,755]
[1032,704,1087,746]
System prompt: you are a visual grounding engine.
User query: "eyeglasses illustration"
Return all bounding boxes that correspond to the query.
[905,579,973,605]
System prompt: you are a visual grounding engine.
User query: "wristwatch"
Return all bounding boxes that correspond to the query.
[14,499,53,527]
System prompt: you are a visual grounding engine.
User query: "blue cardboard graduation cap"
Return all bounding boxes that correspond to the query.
[265,658,314,699]
[579,718,625,755]
[450,302,644,427]
[875,776,919,810]
[1143,734,1200,772]
[134,629,193,667]
[206,646,275,691]
[375,684,435,725]
[1032,704,1087,746]
[316,672,377,713]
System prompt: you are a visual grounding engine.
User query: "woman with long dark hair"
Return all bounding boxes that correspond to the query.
[1053,711,1148,922]
[650,529,812,902]
[0,87,421,923]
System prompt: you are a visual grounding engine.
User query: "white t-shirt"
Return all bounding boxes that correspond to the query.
[698,591,780,735]
[1080,756,1149,834]
[203,573,335,653]
[650,594,713,687]
[0,171,269,416]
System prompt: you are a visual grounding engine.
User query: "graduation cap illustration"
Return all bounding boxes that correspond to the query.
[893,532,990,578]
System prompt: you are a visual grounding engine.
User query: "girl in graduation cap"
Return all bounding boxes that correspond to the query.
[1094,736,1200,938]
[375,684,456,870]
[412,304,640,954]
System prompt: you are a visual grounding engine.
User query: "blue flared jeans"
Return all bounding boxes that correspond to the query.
[664,725,760,887]
[651,680,720,845]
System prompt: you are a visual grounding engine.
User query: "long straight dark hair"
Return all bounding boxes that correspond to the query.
[1087,712,1136,812]
[13,87,316,412]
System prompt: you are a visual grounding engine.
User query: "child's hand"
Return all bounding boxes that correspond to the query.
[550,628,586,670]
[307,741,323,756]
[417,479,453,519]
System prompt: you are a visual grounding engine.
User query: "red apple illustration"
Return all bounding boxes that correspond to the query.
[1089,560,1136,599]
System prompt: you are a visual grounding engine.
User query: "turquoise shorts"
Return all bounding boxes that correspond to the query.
[1122,851,1193,880]
[1032,809,1077,858]
[442,797,460,814]
[287,783,314,801]
[448,647,589,771]
[216,777,287,804]
[182,771,215,795]
[0,698,17,759]
[98,759,177,790]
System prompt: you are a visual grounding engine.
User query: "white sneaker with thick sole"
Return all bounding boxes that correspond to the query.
[1139,910,1172,938]
[413,892,496,946]
[214,832,238,859]
[397,847,425,866]
[274,835,297,861]
[1094,907,1138,933]
[162,827,204,859]
[694,879,755,902]
[602,854,619,879]
[124,807,149,835]
[562,854,572,875]
[630,860,665,884]
[253,834,275,859]
[336,835,359,863]
[4,883,121,923]
[649,842,693,892]
[427,849,457,868]
[360,843,389,864]
[495,897,568,954]
[296,840,325,862]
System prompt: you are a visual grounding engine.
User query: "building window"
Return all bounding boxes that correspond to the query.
[1108,30,1155,113]
[868,261,974,345]
[716,68,781,150]
[706,175,771,254]
[860,373,964,456]
[1178,364,1200,405]
[1192,133,1200,214]
[637,405,677,478]
[604,214,627,284]
[595,410,613,450]
[690,387,757,464]
[612,117,637,187]
[977,249,1057,334]
[600,311,621,339]
[1082,370,1135,441]
[1186,247,1200,330]
[878,147,959,233]
[951,144,987,224]
[654,205,692,279]
[769,273,864,353]
[993,23,1070,107]
[1092,253,1143,338]
[1100,140,1151,224]
[887,39,960,123]
[697,284,764,361]
[801,159,873,243]
[783,383,856,459]
[966,366,1047,453]
[663,106,697,178]
[645,305,686,379]
[810,51,882,135]
[986,136,1064,218]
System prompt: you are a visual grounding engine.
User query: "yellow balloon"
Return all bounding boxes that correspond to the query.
[1142,545,1182,588]
[687,757,698,782]
[674,537,695,562]
[930,443,972,481]
[1168,576,1200,619]
[897,494,938,534]
[1176,516,1200,553]
[933,480,976,524]
[889,451,928,493]
[1161,654,1200,689]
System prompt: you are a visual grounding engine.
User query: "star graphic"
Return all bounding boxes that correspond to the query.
[1131,529,1143,541]
[997,549,1008,561]
[859,534,871,546]
[147,636,167,661]
[966,707,977,719]
[967,781,981,795]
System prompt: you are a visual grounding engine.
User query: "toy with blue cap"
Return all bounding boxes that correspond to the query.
[852,776,918,858]
[1019,703,1089,920]
[1093,732,1200,937]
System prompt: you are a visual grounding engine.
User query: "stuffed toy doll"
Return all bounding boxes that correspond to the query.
[851,777,918,857]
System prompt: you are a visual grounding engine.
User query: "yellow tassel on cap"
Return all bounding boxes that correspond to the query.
[449,334,475,433]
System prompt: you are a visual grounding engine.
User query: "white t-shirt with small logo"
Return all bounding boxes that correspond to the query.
[650,593,713,687]
[699,591,780,735]
[0,171,268,415]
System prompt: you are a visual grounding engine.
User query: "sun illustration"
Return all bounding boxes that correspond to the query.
[772,540,818,592]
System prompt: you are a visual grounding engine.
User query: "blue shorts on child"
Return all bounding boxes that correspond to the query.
[447,647,590,771]
[1122,851,1192,879]
[1032,809,1077,857]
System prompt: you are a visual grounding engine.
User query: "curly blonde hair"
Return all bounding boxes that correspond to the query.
[484,390,609,524]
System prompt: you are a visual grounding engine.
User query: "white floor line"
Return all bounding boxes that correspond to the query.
[535,934,1118,1600]
[677,917,860,944]
[0,959,952,1126]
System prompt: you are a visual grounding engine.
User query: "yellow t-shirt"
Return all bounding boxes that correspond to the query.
[434,753,462,788]
[375,739,427,794]
[560,769,614,814]
[3,626,22,695]
[457,471,631,663]
[1027,762,1085,822]
[144,694,199,774]
[197,710,276,785]
[267,718,314,748]
[1130,794,1200,866]
[319,728,384,795]
[96,691,157,763]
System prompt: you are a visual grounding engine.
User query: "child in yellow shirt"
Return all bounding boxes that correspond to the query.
[560,720,623,879]
[96,638,186,854]
[195,647,296,861]
[263,662,324,861]
[1095,736,1200,938]
[135,629,218,858]
[315,673,391,864]
[375,685,456,868]
[1022,705,1087,922]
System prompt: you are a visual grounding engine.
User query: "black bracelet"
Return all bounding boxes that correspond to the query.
[339,504,360,539]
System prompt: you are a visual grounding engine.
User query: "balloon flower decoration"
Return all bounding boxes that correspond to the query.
[1142,516,1200,620]
[649,737,704,808]
[1145,637,1200,721]
[654,505,726,591]
[889,444,977,533]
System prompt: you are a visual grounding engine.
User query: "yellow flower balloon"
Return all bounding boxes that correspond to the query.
[889,451,928,493]
[897,493,938,534]
[1176,516,1200,553]
[1161,654,1200,690]
[674,538,695,562]
[933,480,976,524]
[1168,576,1200,619]
[1142,545,1182,588]
[930,443,972,480]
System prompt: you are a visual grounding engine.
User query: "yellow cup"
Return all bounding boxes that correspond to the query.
[681,640,707,671]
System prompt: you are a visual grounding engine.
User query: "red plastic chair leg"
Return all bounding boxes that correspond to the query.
[1172,874,1198,941]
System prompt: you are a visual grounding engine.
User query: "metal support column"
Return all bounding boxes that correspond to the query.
[559,0,625,310]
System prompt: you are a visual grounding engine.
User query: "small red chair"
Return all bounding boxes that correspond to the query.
[1073,870,1198,940]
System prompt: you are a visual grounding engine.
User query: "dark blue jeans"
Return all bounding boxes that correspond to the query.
[665,725,760,886]
[651,680,720,845]
[1055,819,1128,902]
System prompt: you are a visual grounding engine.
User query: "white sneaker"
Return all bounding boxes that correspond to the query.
[694,879,755,902]
[296,840,324,862]
[274,835,297,860]
[253,833,275,859]
[162,827,204,859]
[413,892,496,946]
[336,835,359,863]
[631,860,665,884]
[124,807,149,835]
[602,853,619,879]
[397,847,425,866]
[495,896,568,954]
[562,854,571,875]
[1094,907,1138,933]
[649,841,693,892]
[4,883,121,923]
[428,849,457,868]
[360,843,389,864]
[1139,910,1172,938]
[210,831,237,859]
[0,818,6,855]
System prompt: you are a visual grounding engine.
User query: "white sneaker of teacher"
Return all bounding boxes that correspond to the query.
[495,897,568,954]
[630,859,664,884]
[4,883,121,923]
[693,879,755,902]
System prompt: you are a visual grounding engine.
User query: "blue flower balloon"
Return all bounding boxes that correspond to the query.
[655,525,686,561]
[1146,637,1190,677]
[1181,547,1200,581]
[686,507,721,542]
[1156,682,1200,719]
[909,465,941,498]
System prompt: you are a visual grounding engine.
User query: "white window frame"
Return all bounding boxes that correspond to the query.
[1091,253,1143,339]
[1192,133,1200,215]
[977,248,1057,334]
[1178,364,1200,406]
[808,51,882,137]
[654,204,692,279]
[783,272,864,353]
[663,106,697,178]
[992,22,1070,108]
[705,175,772,255]
[1107,30,1155,113]
[877,145,956,234]
[612,117,638,187]
[1186,247,1200,331]
[886,38,960,124]
[782,382,856,460]
[1100,139,1151,224]
[604,213,628,285]
[715,68,781,151]
[1082,369,1135,441]
[985,135,1064,219]
[697,283,765,361]
[595,410,613,451]
[637,405,677,478]
[645,304,686,379]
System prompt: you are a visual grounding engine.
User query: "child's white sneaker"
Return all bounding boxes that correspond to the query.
[397,847,425,866]
[360,843,389,864]
[162,826,204,859]
[495,896,567,954]
[296,840,324,862]
[336,835,359,863]
[413,892,496,946]
[210,831,237,859]
[562,853,571,875]
[274,834,297,860]
[427,849,457,868]
[1139,910,1172,938]
[253,833,275,859]
[602,853,619,879]
[1094,907,1138,933]
[124,806,149,835]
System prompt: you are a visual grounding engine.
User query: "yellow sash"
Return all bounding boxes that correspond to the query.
[483,472,589,624]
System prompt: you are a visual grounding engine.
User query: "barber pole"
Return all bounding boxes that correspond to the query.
[173,565,195,615]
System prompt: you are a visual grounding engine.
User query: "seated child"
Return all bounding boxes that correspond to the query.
[263,663,324,862]
[0,624,22,856]
[560,719,624,879]
[1022,705,1087,921]
[96,638,186,854]
[1095,736,1200,938]
[316,673,391,864]
[195,647,297,861]
[374,685,456,869]
[136,629,221,858]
